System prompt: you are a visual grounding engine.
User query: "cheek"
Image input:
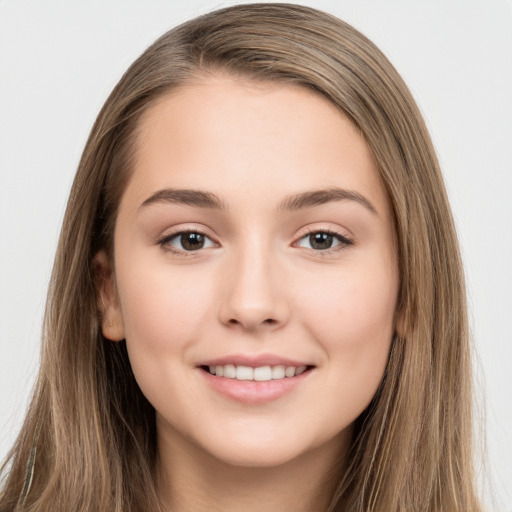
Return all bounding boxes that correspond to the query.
[296,256,397,400]
[115,259,215,366]
[115,261,220,418]
[296,273,395,433]
[300,263,397,345]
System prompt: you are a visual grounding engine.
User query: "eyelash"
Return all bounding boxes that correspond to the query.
[295,228,353,255]
[158,228,214,256]
[157,228,353,256]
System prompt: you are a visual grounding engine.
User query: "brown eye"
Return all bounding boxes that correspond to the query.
[180,232,205,250]
[161,231,216,253]
[309,232,334,250]
[295,230,352,252]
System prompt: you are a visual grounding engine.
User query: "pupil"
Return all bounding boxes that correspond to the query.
[181,232,204,251]
[310,232,333,250]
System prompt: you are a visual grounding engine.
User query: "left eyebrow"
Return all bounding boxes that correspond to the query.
[279,188,378,216]
[138,186,378,216]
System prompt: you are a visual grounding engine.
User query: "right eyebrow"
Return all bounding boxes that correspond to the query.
[139,188,228,211]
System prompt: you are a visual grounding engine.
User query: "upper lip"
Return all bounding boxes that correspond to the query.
[198,353,313,368]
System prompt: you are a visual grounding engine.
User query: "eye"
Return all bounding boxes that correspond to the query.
[160,231,216,253]
[295,230,352,251]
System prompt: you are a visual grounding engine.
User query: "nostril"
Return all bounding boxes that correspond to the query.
[226,317,277,328]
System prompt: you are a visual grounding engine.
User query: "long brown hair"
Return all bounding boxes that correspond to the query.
[0,4,482,511]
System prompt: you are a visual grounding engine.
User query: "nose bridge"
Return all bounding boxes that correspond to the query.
[219,233,288,330]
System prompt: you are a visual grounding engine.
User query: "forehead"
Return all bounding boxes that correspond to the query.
[125,75,389,217]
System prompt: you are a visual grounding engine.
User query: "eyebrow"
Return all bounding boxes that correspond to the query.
[139,187,377,215]
[279,188,377,215]
[140,189,228,210]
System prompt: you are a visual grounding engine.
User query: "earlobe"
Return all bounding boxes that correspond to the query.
[92,250,125,341]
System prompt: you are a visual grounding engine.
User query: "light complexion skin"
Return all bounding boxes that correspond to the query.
[96,75,400,512]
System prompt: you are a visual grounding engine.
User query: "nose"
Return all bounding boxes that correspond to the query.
[218,241,290,332]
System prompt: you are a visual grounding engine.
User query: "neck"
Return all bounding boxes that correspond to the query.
[156,425,350,512]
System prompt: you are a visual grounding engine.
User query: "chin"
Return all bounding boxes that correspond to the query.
[206,442,306,468]
[195,424,333,469]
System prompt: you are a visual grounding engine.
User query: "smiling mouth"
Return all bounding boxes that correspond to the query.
[200,364,313,381]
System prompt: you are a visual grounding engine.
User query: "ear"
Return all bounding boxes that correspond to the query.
[92,250,125,341]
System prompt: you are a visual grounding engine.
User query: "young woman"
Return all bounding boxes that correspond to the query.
[0,4,483,511]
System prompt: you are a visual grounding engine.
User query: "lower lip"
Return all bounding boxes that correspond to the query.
[199,368,312,404]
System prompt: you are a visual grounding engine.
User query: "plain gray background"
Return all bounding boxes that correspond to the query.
[1,1,511,510]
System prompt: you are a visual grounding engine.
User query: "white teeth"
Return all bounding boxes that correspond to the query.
[253,366,272,381]
[295,365,307,375]
[271,365,286,379]
[207,363,309,381]
[236,365,253,380]
[285,366,296,378]
[223,364,236,378]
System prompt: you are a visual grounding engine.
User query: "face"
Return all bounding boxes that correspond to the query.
[97,75,399,468]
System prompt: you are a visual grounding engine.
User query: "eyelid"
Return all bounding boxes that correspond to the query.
[293,226,354,254]
[157,226,219,256]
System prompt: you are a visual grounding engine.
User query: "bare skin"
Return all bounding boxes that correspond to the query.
[156,423,346,512]
[96,75,399,512]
